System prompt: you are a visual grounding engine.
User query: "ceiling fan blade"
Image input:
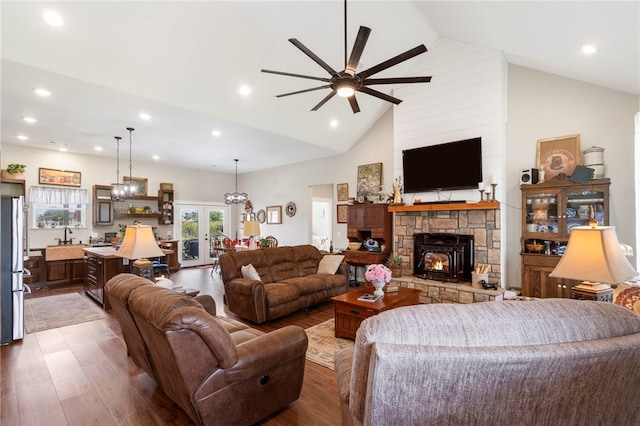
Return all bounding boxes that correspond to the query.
[345,26,371,75]
[364,76,432,85]
[358,45,428,79]
[261,69,331,83]
[348,95,361,114]
[311,91,337,111]
[276,85,331,98]
[359,86,403,105]
[289,38,339,77]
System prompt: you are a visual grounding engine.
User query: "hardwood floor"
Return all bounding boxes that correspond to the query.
[1,266,343,426]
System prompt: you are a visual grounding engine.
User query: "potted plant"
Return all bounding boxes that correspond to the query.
[2,163,26,179]
[386,253,404,277]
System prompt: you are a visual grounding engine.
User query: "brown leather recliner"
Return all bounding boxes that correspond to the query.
[106,273,308,426]
[105,273,217,379]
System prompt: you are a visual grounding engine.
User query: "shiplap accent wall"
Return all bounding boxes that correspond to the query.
[392,38,509,285]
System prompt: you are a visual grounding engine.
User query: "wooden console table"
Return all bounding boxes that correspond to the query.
[331,287,421,339]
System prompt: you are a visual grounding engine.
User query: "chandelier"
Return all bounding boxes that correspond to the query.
[224,159,248,204]
[111,127,137,200]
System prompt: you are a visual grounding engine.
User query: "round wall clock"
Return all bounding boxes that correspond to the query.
[256,209,266,224]
[286,202,296,217]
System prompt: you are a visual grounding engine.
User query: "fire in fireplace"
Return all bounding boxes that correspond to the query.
[413,233,474,282]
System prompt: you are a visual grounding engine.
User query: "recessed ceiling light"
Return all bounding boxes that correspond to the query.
[23,116,37,123]
[58,147,68,152]
[43,11,63,27]
[17,135,28,140]
[94,146,103,151]
[34,88,51,97]
[212,130,221,137]
[239,85,252,96]
[581,44,597,55]
[139,112,151,120]
[330,119,339,128]
[152,155,160,160]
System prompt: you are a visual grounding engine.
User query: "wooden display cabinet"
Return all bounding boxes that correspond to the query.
[520,177,610,298]
[113,195,160,220]
[158,189,174,225]
[343,204,392,266]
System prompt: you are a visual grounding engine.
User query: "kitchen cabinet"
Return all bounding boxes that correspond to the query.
[93,185,114,225]
[520,177,610,298]
[83,247,127,309]
[45,259,85,286]
[24,254,43,290]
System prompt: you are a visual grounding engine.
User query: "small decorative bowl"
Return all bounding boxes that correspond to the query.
[348,242,362,251]
[526,242,544,253]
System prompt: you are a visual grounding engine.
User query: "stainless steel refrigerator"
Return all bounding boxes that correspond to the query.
[1,195,26,344]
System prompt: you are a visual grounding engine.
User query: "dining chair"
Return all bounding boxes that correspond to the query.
[263,235,278,248]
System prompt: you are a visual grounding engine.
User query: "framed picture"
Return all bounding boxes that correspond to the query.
[266,205,282,224]
[38,168,81,187]
[357,162,382,201]
[123,176,148,196]
[256,209,266,224]
[337,183,349,202]
[337,204,348,223]
[536,134,581,181]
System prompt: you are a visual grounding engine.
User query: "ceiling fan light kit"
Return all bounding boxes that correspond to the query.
[262,0,432,113]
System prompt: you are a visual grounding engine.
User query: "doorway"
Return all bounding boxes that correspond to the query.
[309,184,333,252]
[174,202,229,268]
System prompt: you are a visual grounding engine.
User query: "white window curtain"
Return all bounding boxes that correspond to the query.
[29,186,89,205]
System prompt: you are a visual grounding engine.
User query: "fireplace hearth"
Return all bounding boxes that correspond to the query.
[413,233,474,282]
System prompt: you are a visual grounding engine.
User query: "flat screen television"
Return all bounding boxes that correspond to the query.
[402,137,483,193]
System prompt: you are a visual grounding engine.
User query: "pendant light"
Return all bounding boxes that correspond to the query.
[111,136,126,200]
[123,127,137,197]
[224,159,248,204]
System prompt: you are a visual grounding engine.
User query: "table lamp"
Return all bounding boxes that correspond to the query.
[549,224,636,292]
[243,220,261,250]
[116,224,165,279]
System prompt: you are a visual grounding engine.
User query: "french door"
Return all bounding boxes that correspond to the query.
[175,203,229,268]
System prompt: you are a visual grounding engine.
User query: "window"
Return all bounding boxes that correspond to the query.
[28,186,90,229]
[33,203,87,229]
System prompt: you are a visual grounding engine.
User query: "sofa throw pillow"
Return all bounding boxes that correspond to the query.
[317,254,345,275]
[241,263,262,281]
[155,277,174,288]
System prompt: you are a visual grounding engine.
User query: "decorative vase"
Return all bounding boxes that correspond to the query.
[372,281,386,296]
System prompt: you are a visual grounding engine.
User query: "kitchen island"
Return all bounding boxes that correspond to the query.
[83,246,128,309]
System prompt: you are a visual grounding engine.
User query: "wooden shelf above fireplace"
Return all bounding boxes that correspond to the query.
[389,201,499,213]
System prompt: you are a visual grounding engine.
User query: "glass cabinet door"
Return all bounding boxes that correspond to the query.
[524,191,561,237]
[564,188,607,233]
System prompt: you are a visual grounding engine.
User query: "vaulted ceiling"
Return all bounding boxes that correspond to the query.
[2,1,637,174]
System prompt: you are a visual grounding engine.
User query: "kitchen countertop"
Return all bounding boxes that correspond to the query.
[83,246,124,259]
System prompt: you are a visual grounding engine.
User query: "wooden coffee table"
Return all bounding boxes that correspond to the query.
[331,287,421,339]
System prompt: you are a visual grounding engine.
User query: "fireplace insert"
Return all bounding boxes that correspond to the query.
[413,233,474,282]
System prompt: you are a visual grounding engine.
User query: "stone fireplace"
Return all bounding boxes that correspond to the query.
[391,205,502,304]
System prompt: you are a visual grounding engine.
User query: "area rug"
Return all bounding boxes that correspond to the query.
[305,318,354,370]
[24,293,105,333]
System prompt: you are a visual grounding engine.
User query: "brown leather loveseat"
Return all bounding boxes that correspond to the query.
[220,244,349,323]
[105,273,308,426]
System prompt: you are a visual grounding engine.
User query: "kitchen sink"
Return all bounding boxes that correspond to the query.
[45,244,89,261]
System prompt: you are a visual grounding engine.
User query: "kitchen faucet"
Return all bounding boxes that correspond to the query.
[60,227,74,245]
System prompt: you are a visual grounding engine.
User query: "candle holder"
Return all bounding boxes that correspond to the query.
[491,183,497,201]
[485,191,492,202]
[478,189,485,202]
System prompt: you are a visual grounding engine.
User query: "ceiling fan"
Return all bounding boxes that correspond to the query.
[261,0,432,113]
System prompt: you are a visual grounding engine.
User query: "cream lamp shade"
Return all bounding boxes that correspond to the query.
[549,225,636,291]
[243,220,261,249]
[116,224,164,261]
[243,220,261,238]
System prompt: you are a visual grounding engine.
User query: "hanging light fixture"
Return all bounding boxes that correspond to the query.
[123,127,137,197]
[111,136,126,200]
[224,159,248,204]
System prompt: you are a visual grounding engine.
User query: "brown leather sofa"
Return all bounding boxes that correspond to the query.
[220,244,349,323]
[105,273,308,426]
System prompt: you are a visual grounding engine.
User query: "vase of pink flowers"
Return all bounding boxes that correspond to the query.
[365,263,392,296]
